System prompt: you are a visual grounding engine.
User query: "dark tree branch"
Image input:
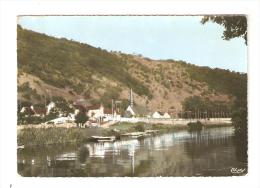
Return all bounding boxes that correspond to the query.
[201,16,247,45]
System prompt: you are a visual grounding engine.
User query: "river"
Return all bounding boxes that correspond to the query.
[17,126,247,177]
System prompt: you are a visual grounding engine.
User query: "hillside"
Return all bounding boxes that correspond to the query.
[17,25,247,112]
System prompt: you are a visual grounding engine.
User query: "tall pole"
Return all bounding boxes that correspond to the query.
[111,99,114,117]
[18,98,21,111]
[218,105,220,118]
[130,88,134,108]
[44,93,46,108]
[115,101,117,115]
[47,89,52,102]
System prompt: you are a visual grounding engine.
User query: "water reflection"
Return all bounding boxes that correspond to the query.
[17,126,247,177]
[78,146,89,163]
[84,139,140,158]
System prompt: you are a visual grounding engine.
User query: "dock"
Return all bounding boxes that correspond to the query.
[145,130,159,134]
[121,130,159,139]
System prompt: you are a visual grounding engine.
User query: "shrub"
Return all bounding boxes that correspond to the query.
[187,121,204,131]
[134,123,145,132]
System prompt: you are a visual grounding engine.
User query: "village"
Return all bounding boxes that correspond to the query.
[17,88,232,130]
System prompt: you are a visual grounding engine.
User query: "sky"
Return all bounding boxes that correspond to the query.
[18,16,247,73]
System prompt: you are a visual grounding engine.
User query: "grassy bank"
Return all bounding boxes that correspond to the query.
[17,123,183,147]
[17,122,233,147]
[108,122,189,133]
[18,127,86,147]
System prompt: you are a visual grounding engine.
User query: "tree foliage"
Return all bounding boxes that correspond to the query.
[18,82,41,100]
[201,16,247,44]
[51,96,74,116]
[75,112,88,127]
[187,121,203,132]
[183,63,247,99]
[182,96,230,118]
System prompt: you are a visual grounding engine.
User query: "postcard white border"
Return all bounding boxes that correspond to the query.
[1,0,260,188]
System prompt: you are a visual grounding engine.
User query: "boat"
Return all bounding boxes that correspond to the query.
[145,130,159,135]
[55,152,77,161]
[121,130,159,139]
[90,136,116,142]
[17,145,25,149]
[121,132,148,139]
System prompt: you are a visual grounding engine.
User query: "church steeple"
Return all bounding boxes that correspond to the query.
[129,88,134,107]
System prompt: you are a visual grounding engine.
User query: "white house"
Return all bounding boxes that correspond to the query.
[125,105,136,117]
[20,107,28,113]
[152,111,171,119]
[68,113,75,121]
[163,112,171,119]
[87,104,104,119]
[152,111,164,118]
[46,116,74,124]
[46,101,55,114]
[124,105,148,118]
[74,109,80,115]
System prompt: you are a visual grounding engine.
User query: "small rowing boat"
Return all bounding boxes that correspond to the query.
[91,136,116,142]
[145,130,159,134]
[17,145,25,149]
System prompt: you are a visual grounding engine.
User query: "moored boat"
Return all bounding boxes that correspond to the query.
[90,136,116,142]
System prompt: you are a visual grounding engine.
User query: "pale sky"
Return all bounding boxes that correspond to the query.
[18,16,247,73]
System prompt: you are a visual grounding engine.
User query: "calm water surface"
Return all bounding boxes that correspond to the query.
[17,126,247,177]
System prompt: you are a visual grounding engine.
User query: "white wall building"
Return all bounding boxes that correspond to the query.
[46,101,55,114]
[163,112,171,119]
[46,115,75,124]
[125,105,136,117]
[152,111,164,118]
[20,107,27,113]
[152,111,171,119]
[87,104,104,118]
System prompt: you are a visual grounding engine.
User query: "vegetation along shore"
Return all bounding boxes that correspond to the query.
[17,122,232,147]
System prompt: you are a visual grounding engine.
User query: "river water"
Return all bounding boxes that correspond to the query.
[17,126,247,177]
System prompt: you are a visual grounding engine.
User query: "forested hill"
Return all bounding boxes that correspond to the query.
[17,25,247,112]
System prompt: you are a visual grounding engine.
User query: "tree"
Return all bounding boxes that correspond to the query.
[75,112,88,127]
[201,15,248,162]
[17,112,26,125]
[182,96,230,119]
[201,16,247,45]
[231,104,247,162]
[51,96,74,116]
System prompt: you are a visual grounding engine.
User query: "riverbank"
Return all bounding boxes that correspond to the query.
[17,118,232,130]
[17,122,233,147]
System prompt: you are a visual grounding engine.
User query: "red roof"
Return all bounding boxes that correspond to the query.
[73,99,91,107]
[21,107,46,115]
[21,107,34,114]
[157,111,164,116]
[73,104,86,111]
[33,107,47,115]
[87,105,101,110]
[104,108,112,114]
